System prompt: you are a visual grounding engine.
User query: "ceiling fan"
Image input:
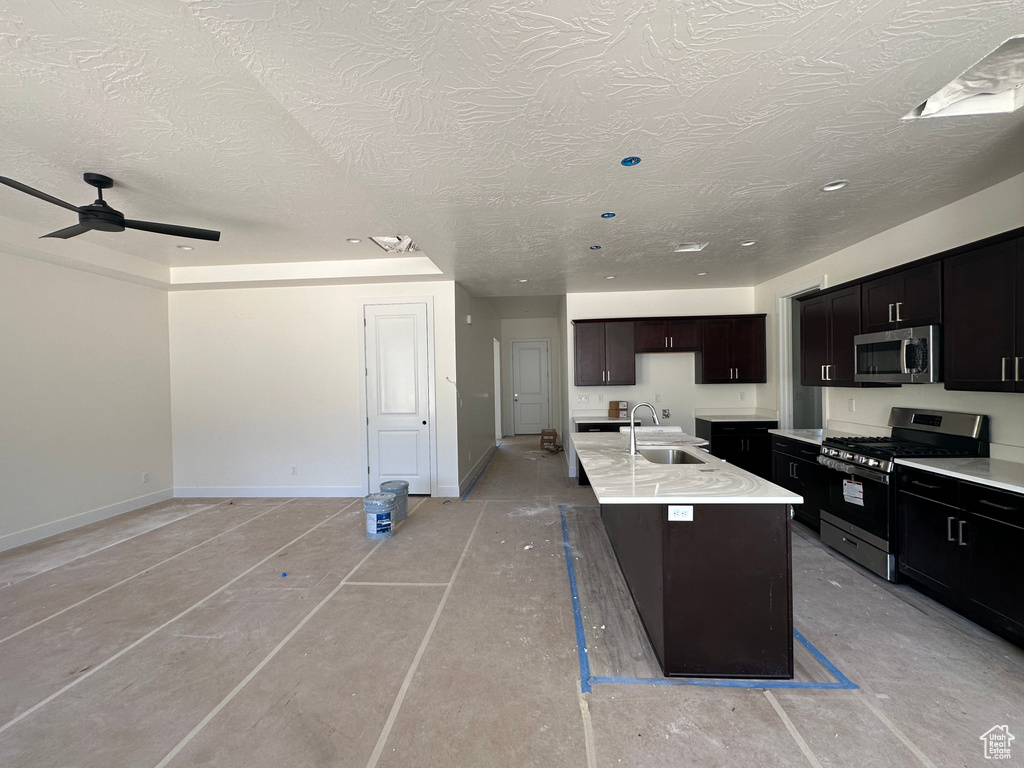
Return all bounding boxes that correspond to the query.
[0,172,220,241]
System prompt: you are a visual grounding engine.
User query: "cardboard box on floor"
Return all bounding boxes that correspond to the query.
[540,428,557,447]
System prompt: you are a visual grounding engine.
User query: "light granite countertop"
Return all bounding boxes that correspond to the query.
[573,416,632,424]
[768,429,825,447]
[572,432,802,505]
[895,456,1024,495]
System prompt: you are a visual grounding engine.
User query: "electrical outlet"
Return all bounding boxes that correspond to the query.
[848,398,856,412]
[597,394,604,403]
[668,505,694,522]
[290,465,298,475]
[655,393,661,403]
[739,391,746,401]
[661,409,670,418]
[577,394,590,404]
[142,471,150,484]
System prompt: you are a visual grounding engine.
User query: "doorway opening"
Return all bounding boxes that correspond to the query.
[777,282,825,430]
[511,339,551,435]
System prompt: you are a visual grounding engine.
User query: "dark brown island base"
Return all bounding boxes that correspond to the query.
[601,502,793,678]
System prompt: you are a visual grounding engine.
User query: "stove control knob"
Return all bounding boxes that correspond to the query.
[867,459,880,468]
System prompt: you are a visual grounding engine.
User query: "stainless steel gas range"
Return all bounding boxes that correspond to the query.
[816,408,989,581]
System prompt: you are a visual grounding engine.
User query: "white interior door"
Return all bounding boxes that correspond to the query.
[364,303,431,494]
[512,340,549,435]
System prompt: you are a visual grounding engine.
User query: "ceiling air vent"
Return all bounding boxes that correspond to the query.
[905,35,1024,119]
[370,235,419,253]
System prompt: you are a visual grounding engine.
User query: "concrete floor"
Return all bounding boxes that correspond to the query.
[1,437,1022,767]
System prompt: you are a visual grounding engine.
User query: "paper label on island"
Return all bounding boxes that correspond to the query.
[842,479,864,506]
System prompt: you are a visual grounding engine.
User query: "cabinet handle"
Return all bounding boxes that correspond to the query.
[895,302,903,322]
[978,499,1016,512]
[946,516,956,542]
[957,519,968,547]
[888,303,894,323]
[841,536,859,548]
[1017,356,1022,382]
[825,364,832,381]
[665,336,669,348]
[910,479,940,490]
[670,337,674,348]
[820,364,826,381]
[1002,357,1010,382]
[791,461,798,479]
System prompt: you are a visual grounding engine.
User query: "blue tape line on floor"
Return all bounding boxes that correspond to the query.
[558,505,859,693]
[460,444,500,501]
[559,505,593,693]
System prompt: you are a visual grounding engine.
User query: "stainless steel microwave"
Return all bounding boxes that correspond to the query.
[854,325,940,384]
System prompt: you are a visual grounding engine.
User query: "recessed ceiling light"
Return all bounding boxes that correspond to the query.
[821,180,848,192]
[600,212,616,219]
[696,271,708,276]
[621,156,641,166]
[346,238,361,244]
[739,240,757,247]
[176,245,194,251]
[674,242,708,253]
[605,275,616,279]
[590,245,602,250]
[517,278,529,283]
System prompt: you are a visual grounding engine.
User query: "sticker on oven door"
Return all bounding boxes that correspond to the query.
[842,479,864,506]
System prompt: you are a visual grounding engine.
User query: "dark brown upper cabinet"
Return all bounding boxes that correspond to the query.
[574,320,636,386]
[696,315,766,384]
[944,239,1024,392]
[861,261,942,334]
[799,285,861,387]
[635,318,700,353]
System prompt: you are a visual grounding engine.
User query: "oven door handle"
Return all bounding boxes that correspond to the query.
[817,456,890,484]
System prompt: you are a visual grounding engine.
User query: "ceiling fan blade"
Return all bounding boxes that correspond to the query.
[41,222,96,239]
[123,219,220,241]
[0,176,81,213]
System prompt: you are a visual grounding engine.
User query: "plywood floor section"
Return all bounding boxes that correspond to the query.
[1,437,1022,767]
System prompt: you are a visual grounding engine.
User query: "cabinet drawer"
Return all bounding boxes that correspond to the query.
[708,421,776,436]
[960,482,1024,528]
[772,437,822,462]
[577,423,625,433]
[896,466,958,504]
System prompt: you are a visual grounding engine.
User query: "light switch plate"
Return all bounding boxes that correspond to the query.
[668,505,693,522]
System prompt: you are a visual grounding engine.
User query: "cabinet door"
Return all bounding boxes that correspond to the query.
[861,275,901,334]
[574,322,606,386]
[708,434,745,466]
[827,285,861,385]
[667,319,700,351]
[772,452,799,493]
[730,316,766,383]
[743,434,772,479]
[699,318,733,383]
[605,321,636,385]
[896,491,959,598]
[635,319,669,353]
[961,483,1024,639]
[1017,243,1024,393]
[799,295,829,386]
[899,261,942,327]
[793,458,825,529]
[944,241,1016,391]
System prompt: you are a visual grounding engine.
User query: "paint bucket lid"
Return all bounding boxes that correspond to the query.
[380,481,409,493]
[364,492,396,507]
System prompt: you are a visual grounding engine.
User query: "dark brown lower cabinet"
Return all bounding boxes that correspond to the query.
[771,437,826,531]
[601,502,793,678]
[897,466,1024,646]
[695,419,777,480]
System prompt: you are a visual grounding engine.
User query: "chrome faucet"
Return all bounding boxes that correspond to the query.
[629,402,661,455]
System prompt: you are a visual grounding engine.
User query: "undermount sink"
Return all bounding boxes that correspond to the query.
[637,447,708,465]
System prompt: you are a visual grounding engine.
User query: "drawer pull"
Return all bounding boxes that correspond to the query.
[841,536,858,548]
[910,480,941,490]
[946,516,955,542]
[978,499,1016,512]
[958,520,968,546]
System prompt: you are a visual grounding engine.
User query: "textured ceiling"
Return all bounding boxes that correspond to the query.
[1,0,1023,296]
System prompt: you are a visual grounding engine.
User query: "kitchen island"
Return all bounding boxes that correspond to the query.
[572,432,802,679]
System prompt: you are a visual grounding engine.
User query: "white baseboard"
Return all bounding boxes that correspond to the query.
[436,485,461,498]
[458,443,498,497]
[0,488,174,554]
[174,486,365,498]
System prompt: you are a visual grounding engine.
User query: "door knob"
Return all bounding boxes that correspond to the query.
[422,420,427,425]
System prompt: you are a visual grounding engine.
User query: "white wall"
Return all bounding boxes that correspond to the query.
[454,284,501,491]
[500,316,564,439]
[169,281,460,497]
[754,170,1024,462]
[0,253,173,551]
